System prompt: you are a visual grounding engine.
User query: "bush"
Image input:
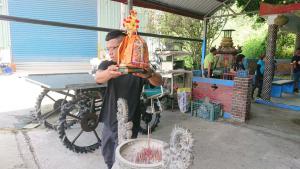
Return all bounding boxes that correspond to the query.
[242,32,295,59]
[177,55,193,69]
[241,36,266,59]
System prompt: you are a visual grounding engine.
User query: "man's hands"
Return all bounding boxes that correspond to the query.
[95,64,122,84]
[106,65,122,79]
[132,67,154,79]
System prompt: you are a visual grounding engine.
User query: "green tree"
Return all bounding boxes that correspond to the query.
[146,9,228,69]
[236,0,298,59]
[242,32,296,59]
[276,32,296,58]
[242,36,266,59]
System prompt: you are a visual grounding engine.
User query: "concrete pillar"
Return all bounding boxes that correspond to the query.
[127,0,133,14]
[261,24,278,101]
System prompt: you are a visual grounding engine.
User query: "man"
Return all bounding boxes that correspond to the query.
[291,48,300,93]
[95,30,162,169]
[203,47,218,78]
[252,54,266,98]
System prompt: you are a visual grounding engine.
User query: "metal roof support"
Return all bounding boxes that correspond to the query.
[240,0,252,12]
[127,0,133,14]
[204,10,258,19]
[201,18,208,76]
[222,1,236,15]
[0,14,202,42]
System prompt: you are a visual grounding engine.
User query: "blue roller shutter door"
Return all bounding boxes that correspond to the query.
[8,0,97,62]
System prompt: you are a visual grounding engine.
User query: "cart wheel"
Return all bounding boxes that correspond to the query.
[58,93,103,153]
[139,100,160,134]
[35,89,76,130]
[140,112,160,134]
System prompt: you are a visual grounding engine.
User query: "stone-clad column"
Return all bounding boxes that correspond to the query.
[262,24,278,101]
[295,33,300,51]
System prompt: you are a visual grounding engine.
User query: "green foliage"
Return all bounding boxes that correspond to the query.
[176,55,194,69]
[276,32,296,58]
[242,36,266,59]
[146,9,228,69]
[242,32,296,59]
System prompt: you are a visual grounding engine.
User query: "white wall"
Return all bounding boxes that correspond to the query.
[0,0,12,63]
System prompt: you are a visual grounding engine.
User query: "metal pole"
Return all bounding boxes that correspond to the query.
[127,0,133,14]
[0,15,202,42]
[204,10,258,19]
[201,18,208,77]
[120,3,126,29]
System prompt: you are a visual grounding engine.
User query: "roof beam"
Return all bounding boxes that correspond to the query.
[112,0,204,20]
[0,14,202,42]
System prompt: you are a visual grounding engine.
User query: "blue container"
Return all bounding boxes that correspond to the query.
[3,67,13,74]
[271,85,282,97]
[236,70,249,78]
[282,83,294,94]
[192,70,202,77]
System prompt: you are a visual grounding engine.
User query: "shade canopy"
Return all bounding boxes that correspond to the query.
[112,0,231,20]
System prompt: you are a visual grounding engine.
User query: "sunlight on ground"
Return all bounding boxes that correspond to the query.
[0,74,42,112]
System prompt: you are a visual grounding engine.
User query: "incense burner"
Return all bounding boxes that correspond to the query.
[112,99,194,169]
[113,138,166,169]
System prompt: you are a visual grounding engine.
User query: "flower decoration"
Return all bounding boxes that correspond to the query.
[123,10,140,36]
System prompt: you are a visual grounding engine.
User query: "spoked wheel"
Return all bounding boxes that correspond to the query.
[35,89,76,129]
[58,91,103,153]
[140,112,160,134]
[139,99,161,134]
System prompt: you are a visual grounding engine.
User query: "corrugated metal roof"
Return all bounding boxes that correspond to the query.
[112,0,231,20]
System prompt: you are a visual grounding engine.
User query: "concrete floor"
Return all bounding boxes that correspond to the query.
[0,73,300,169]
[272,92,300,106]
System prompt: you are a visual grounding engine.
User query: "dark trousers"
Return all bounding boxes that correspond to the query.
[101,116,141,169]
[252,78,263,98]
[293,71,300,90]
[101,124,118,169]
[203,69,212,78]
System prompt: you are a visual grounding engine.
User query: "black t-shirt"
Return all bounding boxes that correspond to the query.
[98,60,146,128]
[291,55,300,73]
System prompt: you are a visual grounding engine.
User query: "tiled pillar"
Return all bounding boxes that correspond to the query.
[295,33,300,51]
[231,77,252,122]
[262,24,278,101]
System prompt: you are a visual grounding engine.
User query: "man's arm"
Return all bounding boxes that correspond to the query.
[207,63,212,78]
[95,65,122,84]
[147,72,163,86]
[133,68,163,86]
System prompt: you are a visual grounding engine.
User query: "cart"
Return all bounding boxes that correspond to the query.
[25,72,106,153]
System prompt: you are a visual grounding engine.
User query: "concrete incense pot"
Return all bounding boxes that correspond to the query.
[112,99,194,169]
